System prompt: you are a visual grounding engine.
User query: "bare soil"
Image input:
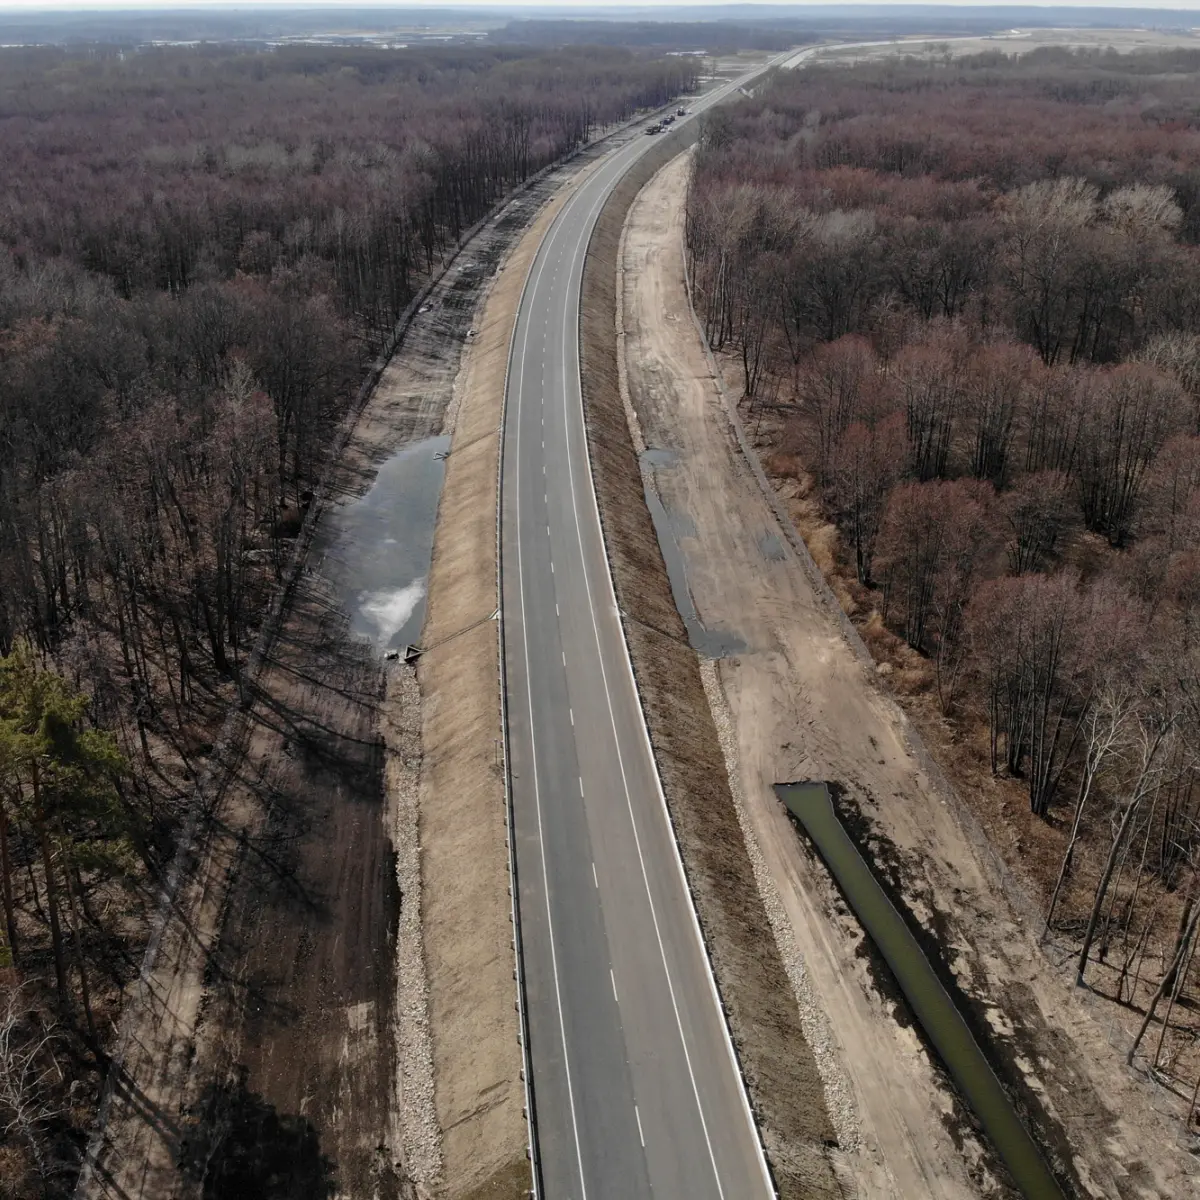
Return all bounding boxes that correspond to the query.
[621,150,1198,1199]
[580,131,842,1200]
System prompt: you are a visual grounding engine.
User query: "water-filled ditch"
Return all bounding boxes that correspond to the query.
[778,781,1066,1200]
[313,435,450,652]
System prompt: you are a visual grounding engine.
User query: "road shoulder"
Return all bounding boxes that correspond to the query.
[419,183,579,1200]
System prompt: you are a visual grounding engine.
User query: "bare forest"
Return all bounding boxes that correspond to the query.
[687,46,1200,1120]
[0,41,699,1197]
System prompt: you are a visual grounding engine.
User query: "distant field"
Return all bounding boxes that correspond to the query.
[808,26,1200,63]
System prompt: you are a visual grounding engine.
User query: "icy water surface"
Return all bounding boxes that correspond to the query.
[315,436,450,651]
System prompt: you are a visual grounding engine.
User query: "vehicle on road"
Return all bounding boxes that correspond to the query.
[677,106,688,115]
[645,123,661,134]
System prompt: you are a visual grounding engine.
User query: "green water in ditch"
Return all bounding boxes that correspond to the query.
[776,782,1064,1200]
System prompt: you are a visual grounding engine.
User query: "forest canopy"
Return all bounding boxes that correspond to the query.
[0,39,698,1195]
[688,46,1200,1085]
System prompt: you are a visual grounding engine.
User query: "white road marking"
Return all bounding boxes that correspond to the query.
[592,862,598,888]
[500,61,785,1196]
[509,220,590,1200]
[557,187,734,1196]
[562,650,567,666]
[610,968,619,1003]
[569,708,575,726]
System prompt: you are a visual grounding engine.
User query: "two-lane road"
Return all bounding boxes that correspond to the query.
[501,58,797,1200]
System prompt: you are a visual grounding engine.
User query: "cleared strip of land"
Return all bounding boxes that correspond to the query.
[622,149,1196,1199]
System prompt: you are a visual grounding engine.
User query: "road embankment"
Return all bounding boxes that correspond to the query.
[578,128,841,1200]
[419,185,579,1200]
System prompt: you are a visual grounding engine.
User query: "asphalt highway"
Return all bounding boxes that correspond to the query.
[500,56,800,1200]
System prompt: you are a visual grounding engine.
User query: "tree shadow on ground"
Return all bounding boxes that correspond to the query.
[177,1067,336,1200]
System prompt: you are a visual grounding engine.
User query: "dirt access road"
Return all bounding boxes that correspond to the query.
[619,152,1195,1199]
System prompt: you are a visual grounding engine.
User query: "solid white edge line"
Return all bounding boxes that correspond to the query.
[496,160,553,1200]
[559,175,728,1200]
[510,193,594,1200]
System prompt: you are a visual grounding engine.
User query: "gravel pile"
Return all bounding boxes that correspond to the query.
[388,661,443,1194]
[698,658,861,1154]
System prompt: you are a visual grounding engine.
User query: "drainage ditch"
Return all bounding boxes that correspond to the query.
[777,781,1067,1200]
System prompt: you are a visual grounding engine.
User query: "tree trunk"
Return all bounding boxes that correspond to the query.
[0,797,17,963]
[1077,795,1142,987]
[33,799,68,1003]
[60,837,98,1047]
[1127,898,1200,1065]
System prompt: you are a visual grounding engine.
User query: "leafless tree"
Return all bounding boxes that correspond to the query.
[0,976,64,1182]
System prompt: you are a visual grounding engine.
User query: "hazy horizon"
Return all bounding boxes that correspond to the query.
[1,0,1199,10]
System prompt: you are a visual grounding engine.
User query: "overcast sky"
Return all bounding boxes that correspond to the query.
[0,0,1196,10]
[1,0,1198,8]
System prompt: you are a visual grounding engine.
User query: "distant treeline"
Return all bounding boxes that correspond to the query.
[490,20,809,53]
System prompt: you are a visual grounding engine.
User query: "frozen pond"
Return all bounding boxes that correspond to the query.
[314,435,450,652]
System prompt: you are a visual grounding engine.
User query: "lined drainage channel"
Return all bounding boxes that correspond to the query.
[777,782,1065,1200]
[639,447,745,659]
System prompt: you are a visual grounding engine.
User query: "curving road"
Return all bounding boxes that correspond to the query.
[500,55,800,1200]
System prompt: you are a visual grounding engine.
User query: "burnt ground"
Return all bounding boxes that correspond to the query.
[179,583,402,1200]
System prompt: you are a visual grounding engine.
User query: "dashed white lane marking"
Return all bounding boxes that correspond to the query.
[635,1105,645,1148]
[579,777,584,797]
[550,561,554,574]
[592,862,599,888]
[570,708,575,726]
[547,525,551,538]
[556,602,560,617]
[611,969,619,1003]
[562,649,567,666]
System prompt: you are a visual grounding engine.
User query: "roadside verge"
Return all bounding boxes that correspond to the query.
[577,131,841,1199]
[419,186,577,1200]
